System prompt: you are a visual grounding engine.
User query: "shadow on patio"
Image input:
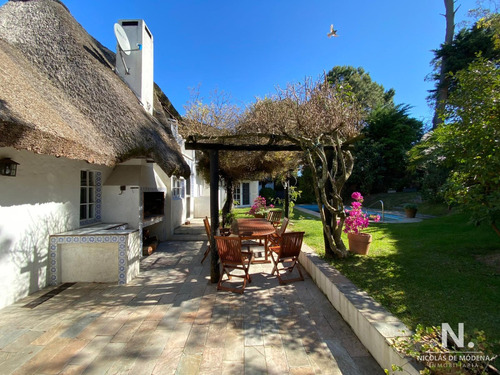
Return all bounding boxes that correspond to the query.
[0,233,383,374]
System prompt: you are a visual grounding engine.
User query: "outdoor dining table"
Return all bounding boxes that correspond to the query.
[232,218,276,263]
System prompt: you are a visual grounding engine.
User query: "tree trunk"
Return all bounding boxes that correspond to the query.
[222,179,234,227]
[432,0,456,129]
[492,222,500,237]
[304,146,349,259]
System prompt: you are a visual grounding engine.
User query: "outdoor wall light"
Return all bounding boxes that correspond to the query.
[0,158,19,177]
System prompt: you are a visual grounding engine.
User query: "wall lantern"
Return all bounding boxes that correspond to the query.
[0,158,19,177]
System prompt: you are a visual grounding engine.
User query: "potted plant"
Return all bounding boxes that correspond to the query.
[344,192,380,255]
[404,203,418,218]
[247,196,274,218]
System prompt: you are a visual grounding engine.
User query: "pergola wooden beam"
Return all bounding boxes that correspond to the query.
[185,133,360,282]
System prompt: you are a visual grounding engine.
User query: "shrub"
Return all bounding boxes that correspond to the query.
[259,187,276,203]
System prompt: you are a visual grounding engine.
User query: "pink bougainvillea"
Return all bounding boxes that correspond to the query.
[248,196,269,215]
[344,192,380,234]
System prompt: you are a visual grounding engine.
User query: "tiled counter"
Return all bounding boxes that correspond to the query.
[49,223,141,285]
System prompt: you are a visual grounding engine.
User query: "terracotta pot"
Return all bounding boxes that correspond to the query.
[347,232,372,255]
[405,208,417,218]
[253,213,265,218]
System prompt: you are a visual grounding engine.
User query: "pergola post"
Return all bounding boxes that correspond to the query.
[209,149,220,283]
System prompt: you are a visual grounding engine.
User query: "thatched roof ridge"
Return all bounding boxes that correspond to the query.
[0,0,190,178]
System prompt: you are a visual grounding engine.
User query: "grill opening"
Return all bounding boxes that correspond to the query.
[143,192,165,218]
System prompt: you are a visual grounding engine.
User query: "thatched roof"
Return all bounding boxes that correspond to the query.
[0,0,190,178]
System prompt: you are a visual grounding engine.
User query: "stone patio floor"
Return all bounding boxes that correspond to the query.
[0,226,383,374]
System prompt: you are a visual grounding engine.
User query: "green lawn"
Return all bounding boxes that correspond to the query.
[290,209,500,356]
[233,205,500,357]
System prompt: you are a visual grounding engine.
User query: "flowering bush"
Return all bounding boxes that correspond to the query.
[248,196,274,216]
[344,192,380,234]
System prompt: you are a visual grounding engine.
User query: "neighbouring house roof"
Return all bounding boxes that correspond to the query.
[0,0,190,178]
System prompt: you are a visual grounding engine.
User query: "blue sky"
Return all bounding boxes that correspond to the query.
[3,0,490,128]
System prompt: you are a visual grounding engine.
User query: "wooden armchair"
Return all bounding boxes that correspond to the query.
[267,210,282,228]
[268,217,289,247]
[215,236,254,294]
[269,231,305,285]
[201,217,211,263]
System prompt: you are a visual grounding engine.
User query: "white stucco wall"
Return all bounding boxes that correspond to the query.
[101,187,141,228]
[0,147,111,309]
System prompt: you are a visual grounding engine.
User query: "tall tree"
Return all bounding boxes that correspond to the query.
[432,0,457,129]
[349,105,424,194]
[326,66,395,114]
[243,76,363,258]
[420,58,500,235]
[430,3,500,129]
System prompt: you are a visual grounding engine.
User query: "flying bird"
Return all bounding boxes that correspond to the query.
[327,24,338,37]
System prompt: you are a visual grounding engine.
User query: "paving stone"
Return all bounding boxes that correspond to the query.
[151,345,183,374]
[184,324,209,355]
[0,329,29,349]
[0,345,44,374]
[282,335,310,369]
[264,344,289,375]
[58,363,88,375]
[35,339,89,374]
[222,360,244,375]
[125,354,158,375]
[68,335,112,367]
[0,329,44,352]
[60,313,102,339]
[0,231,383,375]
[245,345,267,375]
[324,338,363,375]
[11,336,73,375]
[176,353,202,374]
[199,347,224,374]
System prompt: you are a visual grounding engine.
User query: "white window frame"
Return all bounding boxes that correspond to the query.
[173,177,184,199]
[233,184,241,204]
[80,170,96,221]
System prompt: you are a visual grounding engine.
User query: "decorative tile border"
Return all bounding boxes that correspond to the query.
[49,234,128,286]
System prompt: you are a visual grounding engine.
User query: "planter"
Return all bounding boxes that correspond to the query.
[405,208,417,218]
[253,213,266,218]
[347,232,372,255]
[219,227,231,236]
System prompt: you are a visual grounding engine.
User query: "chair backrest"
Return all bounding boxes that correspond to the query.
[215,236,243,263]
[267,210,282,223]
[277,217,289,236]
[203,217,211,239]
[278,231,305,258]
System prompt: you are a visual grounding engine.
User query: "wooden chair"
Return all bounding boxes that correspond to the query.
[269,231,305,285]
[215,236,254,294]
[267,210,283,228]
[268,217,289,247]
[201,217,211,263]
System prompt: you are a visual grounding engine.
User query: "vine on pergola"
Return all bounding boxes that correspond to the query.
[180,90,299,227]
[182,75,363,258]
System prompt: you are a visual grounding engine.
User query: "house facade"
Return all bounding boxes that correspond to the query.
[0,0,192,309]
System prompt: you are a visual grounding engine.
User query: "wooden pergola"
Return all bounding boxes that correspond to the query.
[185,138,301,282]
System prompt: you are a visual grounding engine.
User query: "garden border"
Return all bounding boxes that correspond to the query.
[298,243,422,374]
